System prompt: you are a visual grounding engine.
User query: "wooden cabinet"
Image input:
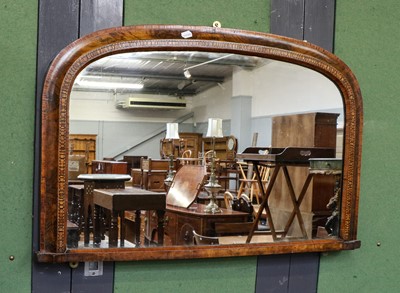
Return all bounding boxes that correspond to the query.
[69,134,97,173]
[202,135,237,160]
[160,132,203,158]
[272,112,339,150]
[91,160,128,174]
[180,132,202,157]
[270,112,339,236]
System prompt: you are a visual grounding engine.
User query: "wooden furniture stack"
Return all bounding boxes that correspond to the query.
[270,112,339,237]
[69,134,97,174]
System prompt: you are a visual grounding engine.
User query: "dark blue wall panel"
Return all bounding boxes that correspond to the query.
[304,0,335,52]
[256,253,320,293]
[271,0,335,52]
[271,0,305,40]
[80,0,123,37]
[256,254,291,293]
[33,1,80,291]
[33,0,123,291]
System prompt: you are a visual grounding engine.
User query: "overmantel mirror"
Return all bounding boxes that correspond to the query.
[37,25,363,262]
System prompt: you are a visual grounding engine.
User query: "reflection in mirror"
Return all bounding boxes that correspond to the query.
[67,51,343,249]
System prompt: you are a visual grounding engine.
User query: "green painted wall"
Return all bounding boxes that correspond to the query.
[1,0,400,292]
[317,1,400,291]
[115,258,257,293]
[124,0,270,31]
[0,0,37,292]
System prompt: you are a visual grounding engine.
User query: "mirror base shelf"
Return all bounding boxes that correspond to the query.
[36,239,361,263]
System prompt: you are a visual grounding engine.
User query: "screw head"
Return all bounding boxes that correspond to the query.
[213,21,221,28]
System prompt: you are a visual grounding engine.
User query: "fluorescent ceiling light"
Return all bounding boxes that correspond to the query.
[76,80,144,89]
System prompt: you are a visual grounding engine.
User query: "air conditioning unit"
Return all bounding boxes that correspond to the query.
[123,97,187,110]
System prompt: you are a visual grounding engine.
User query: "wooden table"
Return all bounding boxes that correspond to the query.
[77,174,131,246]
[237,147,335,242]
[92,187,166,248]
[161,203,249,245]
[143,164,249,246]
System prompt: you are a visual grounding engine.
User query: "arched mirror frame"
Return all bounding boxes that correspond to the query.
[37,25,362,262]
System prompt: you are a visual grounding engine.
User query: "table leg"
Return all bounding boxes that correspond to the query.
[109,211,118,247]
[93,205,102,247]
[247,165,280,243]
[282,167,313,239]
[84,182,96,247]
[77,188,84,234]
[156,210,165,245]
[120,211,125,247]
[83,186,90,246]
[135,210,141,246]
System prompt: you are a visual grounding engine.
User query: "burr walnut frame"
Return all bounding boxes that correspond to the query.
[37,25,363,262]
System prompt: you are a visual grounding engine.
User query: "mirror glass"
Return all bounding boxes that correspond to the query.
[67,50,343,249]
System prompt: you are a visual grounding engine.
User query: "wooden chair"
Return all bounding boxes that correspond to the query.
[237,162,257,203]
[223,191,268,235]
[177,149,203,167]
[181,149,192,158]
[224,192,252,212]
[224,192,254,222]
[237,162,270,204]
[193,230,219,245]
[224,191,235,209]
[203,150,218,164]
